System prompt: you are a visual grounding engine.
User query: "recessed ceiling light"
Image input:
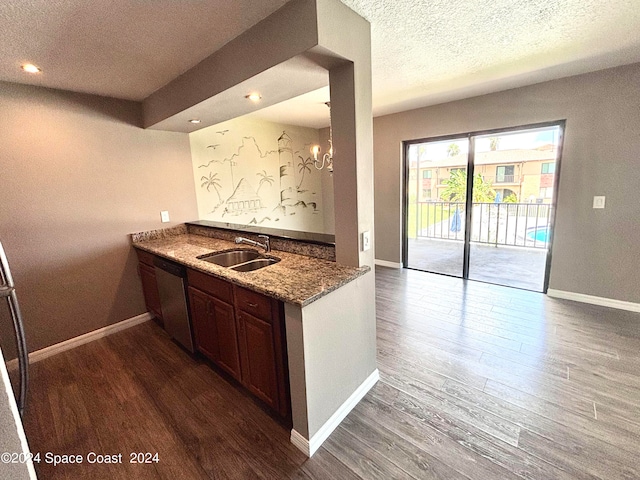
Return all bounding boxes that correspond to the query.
[188,119,201,124]
[246,93,262,102]
[21,63,41,74]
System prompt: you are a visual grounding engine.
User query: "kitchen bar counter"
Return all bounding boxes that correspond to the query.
[187,220,335,246]
[132,233,369,307]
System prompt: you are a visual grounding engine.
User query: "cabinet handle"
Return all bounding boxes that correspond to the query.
[206,300,211,315]
[247,302,258,308]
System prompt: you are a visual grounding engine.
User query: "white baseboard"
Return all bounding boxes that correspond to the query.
[375,259,402,269]
[547,289,640,313]
[5,312,153,371]
[290,368,379,457]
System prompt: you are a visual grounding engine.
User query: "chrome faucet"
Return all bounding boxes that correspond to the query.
[235,235,270,253]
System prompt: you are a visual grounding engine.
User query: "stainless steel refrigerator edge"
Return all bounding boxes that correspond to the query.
[0,241,28,417]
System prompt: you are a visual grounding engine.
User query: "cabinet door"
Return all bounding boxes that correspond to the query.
[139,262,162,319]
[188,287,219,362]
[210,296,241,380]
[237,311,278,411]
[188,287,241,381]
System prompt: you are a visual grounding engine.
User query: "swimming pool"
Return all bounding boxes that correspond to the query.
[526,226,551,243]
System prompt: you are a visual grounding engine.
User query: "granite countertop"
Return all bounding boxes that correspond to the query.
[133,234,369,307]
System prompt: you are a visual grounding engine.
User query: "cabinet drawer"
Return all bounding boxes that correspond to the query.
[235,286,273,322]
[135,249,156,267]
[187,269,233,303]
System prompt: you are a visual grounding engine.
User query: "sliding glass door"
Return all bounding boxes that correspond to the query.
[405,137,469,277]
[404,122,563,292]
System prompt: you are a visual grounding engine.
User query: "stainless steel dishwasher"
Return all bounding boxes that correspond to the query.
[153,257,194,353]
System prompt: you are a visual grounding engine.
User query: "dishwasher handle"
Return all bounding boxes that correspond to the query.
[153,257,186,278]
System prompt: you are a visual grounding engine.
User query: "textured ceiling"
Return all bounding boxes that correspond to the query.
[1,0,639,122]
[0,0,289,100]
[342,0,640,116]
[241,0,640,126]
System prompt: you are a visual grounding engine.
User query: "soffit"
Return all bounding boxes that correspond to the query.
[149,56,329,132]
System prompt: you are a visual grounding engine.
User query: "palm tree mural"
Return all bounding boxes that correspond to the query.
[200,172,223,204]
[297,156,313,190]
[256,170,275,194]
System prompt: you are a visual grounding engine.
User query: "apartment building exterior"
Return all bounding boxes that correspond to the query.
[409,145,557,204]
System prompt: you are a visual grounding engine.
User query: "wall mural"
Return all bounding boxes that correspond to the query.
[190,117,326,232]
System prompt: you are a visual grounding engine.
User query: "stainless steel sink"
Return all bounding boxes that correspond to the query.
[198,249,260,267]
[198,249,280,272]
[230,258,280,272]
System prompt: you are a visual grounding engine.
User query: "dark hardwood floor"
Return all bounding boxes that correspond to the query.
[22,266,640,479]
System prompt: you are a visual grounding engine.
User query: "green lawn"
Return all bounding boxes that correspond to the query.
[407,203,454,238]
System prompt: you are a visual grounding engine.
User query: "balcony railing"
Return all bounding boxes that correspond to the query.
[475,174,517,184]
[437,174,517,185]
[413,202,552,249]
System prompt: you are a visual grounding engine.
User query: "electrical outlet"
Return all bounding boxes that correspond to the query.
[160,210,170,223]
[361,231,371,252]
[593,196,606,209]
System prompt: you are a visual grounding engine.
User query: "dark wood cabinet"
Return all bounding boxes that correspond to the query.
[237,310,278,409]
[188,286,241,381]
[187,287,217,359]
[235,286,288,417]
[214,298,243,379]
[136,250,162,321]
[187,269,289,418]
[134,255,289,418]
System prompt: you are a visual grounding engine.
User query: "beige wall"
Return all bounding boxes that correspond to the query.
[0,82,198,357]
[318,126,335,234]
[301,271,376,438]
[374,62,640,303]
[285,270,377,440]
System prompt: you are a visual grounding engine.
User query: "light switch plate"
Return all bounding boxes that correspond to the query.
[593,196,606,209]
[160,210,170,223]
[361,231,371,251]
